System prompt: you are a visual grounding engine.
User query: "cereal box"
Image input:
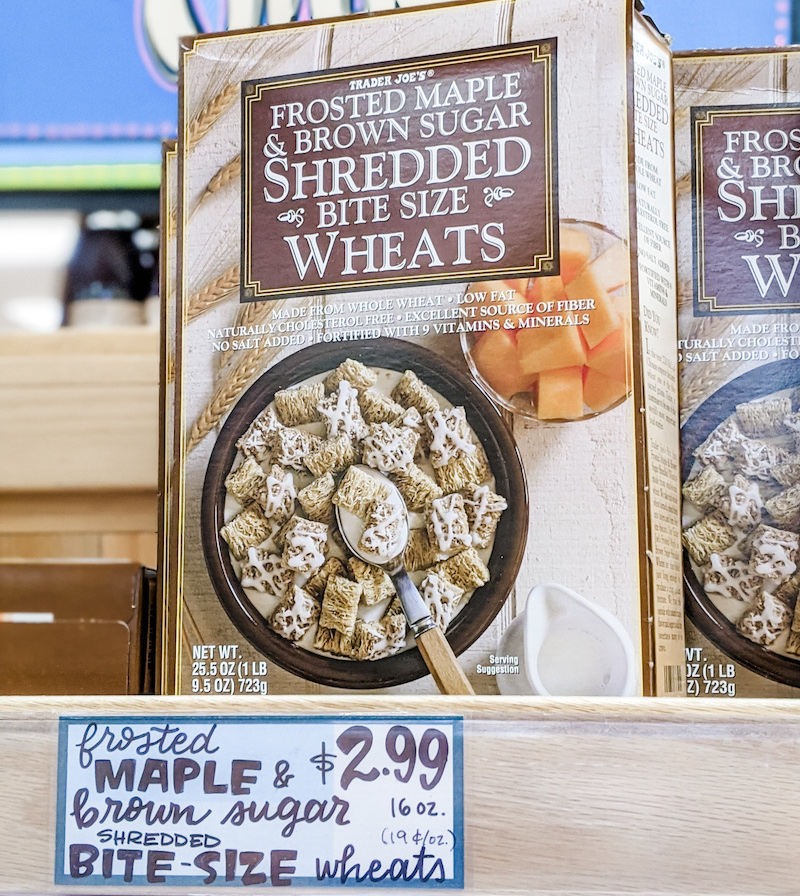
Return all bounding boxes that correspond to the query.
[162,0,685,696]
[676,48,800,696]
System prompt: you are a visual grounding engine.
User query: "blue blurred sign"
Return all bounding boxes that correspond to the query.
[643,0,789,51]
[0,0,793,190]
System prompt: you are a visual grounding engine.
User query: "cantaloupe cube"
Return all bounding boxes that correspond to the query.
[583,368,629,412]
[566,267,621,349]
[559,227,592,285]
[611,285,632,321]
[537,366,585,420]
[466,279,528,330]
[587,240,630,292]
[527,274,566,307]
[586,325,630,383]
[517,321,586,374]
[471,329,532,399]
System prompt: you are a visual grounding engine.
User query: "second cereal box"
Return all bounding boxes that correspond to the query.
[676,48,800,697]
[164,0,684,696]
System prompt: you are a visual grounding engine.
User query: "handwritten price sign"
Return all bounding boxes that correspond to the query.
[55,716,463,888]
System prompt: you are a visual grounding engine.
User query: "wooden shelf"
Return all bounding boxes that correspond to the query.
[1,694,798,895]
[0,328,159,492]
[0,328,160,567]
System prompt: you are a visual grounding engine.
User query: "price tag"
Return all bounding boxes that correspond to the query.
[55,715,463,888]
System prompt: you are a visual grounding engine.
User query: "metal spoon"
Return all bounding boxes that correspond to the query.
[335,465,474,696]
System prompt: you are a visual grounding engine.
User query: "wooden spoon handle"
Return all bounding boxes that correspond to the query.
[416,625,475,695]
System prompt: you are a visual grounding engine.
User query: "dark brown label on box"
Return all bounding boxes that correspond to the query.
[242,41,557,300]
[691,103,800,315]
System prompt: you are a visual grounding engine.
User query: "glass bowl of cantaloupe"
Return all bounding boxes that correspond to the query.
[460,220,631,423]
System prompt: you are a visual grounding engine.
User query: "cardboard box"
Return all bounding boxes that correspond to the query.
[163,0,684,696]
[0,560,156,695]
[676,48,800,697]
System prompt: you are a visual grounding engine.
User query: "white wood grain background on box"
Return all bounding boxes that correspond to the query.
[2,696,800,895]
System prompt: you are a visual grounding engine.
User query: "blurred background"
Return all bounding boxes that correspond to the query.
[0,0,795,333]
[0,0,793,333]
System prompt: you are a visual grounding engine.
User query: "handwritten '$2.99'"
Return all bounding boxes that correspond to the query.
[335,725,449,791]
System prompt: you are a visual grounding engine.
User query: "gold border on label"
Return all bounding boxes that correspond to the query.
[242,41,557,299]
[694,104,800,314]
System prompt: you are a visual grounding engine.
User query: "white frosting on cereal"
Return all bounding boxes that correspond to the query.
[426,406,476,467]
[241,548,292,597]
[318,380,366,442]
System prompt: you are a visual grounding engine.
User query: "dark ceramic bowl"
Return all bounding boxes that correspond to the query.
[201,338,528,689]
[681,359,800,687]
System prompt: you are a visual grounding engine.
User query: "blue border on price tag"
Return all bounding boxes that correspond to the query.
[54,715,464,889]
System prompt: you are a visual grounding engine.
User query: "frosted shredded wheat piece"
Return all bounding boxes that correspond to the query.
[461,484,508,548]
[297,472,336,524]
[236,407,283,461]
[240,547,292,597]
[353,614,407,660]
[391,464,442,511]
[221,505,274,560]
[361,423,418,474]
[748,524,799,583]
[359,389,406,425]
[313,625,354,656]
[318,380,367,442]
[274,428,323,471]
[347,557,395,606]
[281,516,328,575]
[391,369,440,416]
[682,466,726,511]
[731,435,789,482]
[224,456,267,505]
[425,406,477,468]
[305,557,348,600]
[681,513,735,566]
[694,417,745,470]
[270,585,320,641]
[426,493,472,554]
[737,590,792,646]
[702,552,763,603]
[736,396,792,437]
[254,464,296,523]
[333,466,391,517]
[359,498,404,557]
[274,382,323,426]
[773,457,800,488]
[718,474,763,532]
[421,571,464,629]
[778,572,800,622]
[404,528,441,571]
[765,483,800,529]
[305,434,357,478]
[319,574,362,636]
[435,445,491,492]
[430,547,490,591]
[324,358,377,393]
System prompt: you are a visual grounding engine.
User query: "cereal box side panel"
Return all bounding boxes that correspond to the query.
[631,15,685,694]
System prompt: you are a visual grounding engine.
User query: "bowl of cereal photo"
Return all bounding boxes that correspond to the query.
[200,338,528,689]
[460,220,632,422]
[681,360,800,686]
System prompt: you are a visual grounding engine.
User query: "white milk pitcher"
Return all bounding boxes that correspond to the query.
[496,583,636,697]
